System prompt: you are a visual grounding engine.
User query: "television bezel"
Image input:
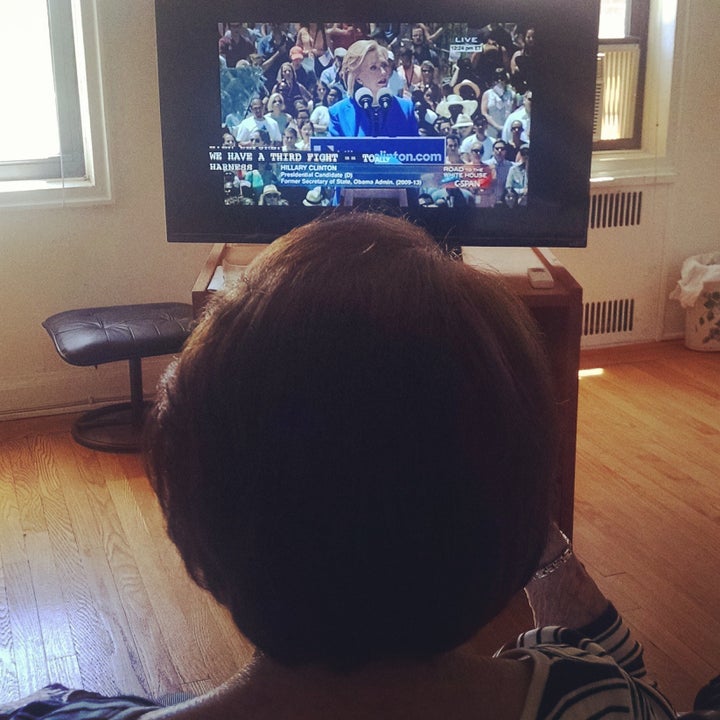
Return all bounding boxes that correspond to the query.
[155,0,599,248]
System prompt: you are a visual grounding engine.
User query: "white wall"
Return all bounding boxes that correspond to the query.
[554,0,720,347]
[0,1,208,418]
[0,1,718,418]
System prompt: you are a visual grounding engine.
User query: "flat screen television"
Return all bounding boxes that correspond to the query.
[155,0,599,248]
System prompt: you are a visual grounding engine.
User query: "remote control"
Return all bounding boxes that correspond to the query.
[527,266,555,289]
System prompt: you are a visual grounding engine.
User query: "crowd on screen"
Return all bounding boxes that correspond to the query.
[218,22,533,207]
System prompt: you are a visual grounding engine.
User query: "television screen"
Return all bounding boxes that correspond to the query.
[155,0,599,247]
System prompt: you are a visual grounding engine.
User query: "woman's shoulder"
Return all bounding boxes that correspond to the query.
[393,95,414,114]
[329,97,353,115]
[498,627,676,720]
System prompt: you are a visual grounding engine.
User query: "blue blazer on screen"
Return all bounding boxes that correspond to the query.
[328,96,419,137]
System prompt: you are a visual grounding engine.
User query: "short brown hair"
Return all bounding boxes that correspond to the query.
[145,212,556,669]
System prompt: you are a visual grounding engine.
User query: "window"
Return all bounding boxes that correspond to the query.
[0,0,110,207]
[594,0,650,150]
[591,0,678,183]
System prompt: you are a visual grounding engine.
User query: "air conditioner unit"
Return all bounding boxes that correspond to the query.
[594,42,641,142]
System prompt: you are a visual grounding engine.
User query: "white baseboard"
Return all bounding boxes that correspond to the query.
[0,356,176,422]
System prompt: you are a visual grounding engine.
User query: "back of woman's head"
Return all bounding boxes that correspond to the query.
[146,212,556,669]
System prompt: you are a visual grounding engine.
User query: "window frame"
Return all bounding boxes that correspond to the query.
[593,0,650,152]
[591,0,679,184]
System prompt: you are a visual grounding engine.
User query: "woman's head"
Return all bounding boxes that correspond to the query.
[342,39,390,95]
[279,62,296,84]
[300,121,314,142]
[423,83,442,106]
[146,213,556,670]
[315,80,329,103]
[420,61,436,81]
[522,27,536,49]
[268,92,285,112]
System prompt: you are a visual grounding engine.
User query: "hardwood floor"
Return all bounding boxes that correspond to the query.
[574,340,720,711]
[0,340,717,711]
[0,418,254,703]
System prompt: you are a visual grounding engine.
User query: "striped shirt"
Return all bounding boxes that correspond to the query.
[498,603,677,719]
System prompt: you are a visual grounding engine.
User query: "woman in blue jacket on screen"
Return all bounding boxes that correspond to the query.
[328,39,418,137]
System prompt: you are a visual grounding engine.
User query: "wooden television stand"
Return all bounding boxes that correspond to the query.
[461,247,582,536]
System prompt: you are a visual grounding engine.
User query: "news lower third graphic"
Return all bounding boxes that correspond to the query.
[209,136,492,192]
